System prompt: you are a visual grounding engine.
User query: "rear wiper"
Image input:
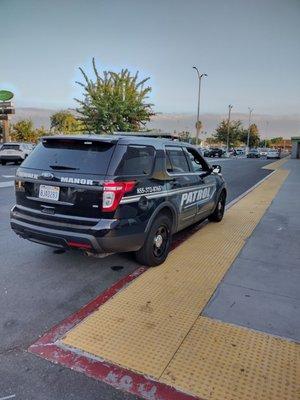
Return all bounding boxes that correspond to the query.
[49,165,79,170]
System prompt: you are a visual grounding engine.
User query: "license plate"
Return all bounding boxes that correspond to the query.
[39,185,60,201]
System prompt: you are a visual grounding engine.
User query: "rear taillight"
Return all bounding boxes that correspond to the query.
[102,181,136,212]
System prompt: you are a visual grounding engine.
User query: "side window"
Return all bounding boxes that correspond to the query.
[115,145,155,176]
[186,148,208,173]
[166,147,190,174]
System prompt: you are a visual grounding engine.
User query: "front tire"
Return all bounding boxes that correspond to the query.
[209,191,226,222]
[135,214,172,267]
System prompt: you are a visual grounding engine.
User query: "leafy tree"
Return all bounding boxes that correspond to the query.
[205,136,220,145]
[213,120,243,147]
[270,137,283,145]
[10,120,36,142]
[10,120,48,143]
[239,123,260,148]
[50,110,82,134]
[75,58,155,133]
[178,131,191,143]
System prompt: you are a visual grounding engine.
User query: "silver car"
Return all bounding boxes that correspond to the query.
[266,149,280,159]
[0,142,33,165]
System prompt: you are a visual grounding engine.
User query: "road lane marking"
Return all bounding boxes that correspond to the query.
[2,175,15,178]
[0,395,16,400]
[0,181,14,188]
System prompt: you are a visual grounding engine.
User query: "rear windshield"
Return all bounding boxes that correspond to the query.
[2,144,20,150]
[21,139,115,175]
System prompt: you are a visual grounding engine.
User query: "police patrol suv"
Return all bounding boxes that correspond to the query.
[10,134,226,266]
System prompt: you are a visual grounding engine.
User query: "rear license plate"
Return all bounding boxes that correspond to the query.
[39,185,60,201]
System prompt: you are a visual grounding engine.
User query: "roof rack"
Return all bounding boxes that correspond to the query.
[113,132,180,140]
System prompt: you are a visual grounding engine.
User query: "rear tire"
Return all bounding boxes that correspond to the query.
[209,191,226,222]
[1,160,6,165]
[135,214,172,267]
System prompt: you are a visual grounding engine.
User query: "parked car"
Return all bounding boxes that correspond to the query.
[267,149,280,159]
[205,148,225,158]
[259,148,268,157]
[235,149,245,156]
[10,134,227,267]
[247,149,261,158]
[0,142,33,165]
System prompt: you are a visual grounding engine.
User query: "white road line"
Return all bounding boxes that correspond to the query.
[0,395,16,400]
[0,181,14,188]
[2,175,15,178]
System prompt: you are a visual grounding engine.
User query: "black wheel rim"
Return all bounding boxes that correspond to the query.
[153,225,169,259]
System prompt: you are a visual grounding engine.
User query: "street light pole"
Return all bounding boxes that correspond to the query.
[226,104,233,153]
[246,107,254,153]
[193,67,207,145]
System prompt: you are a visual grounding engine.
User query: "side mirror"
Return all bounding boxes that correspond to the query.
[212,164,222,174]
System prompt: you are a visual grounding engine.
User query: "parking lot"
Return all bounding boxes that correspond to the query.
[1,157,286,400]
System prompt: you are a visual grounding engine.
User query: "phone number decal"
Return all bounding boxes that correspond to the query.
[137,186,163,194]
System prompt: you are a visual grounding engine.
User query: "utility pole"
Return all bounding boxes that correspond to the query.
[226,104,233,153]
[265,121,269,147]
[193,67,207,145]
[246,107,254,153]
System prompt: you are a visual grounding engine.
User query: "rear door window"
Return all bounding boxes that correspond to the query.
[114,145,155,176]
[166,147,190,174]
[21,139,116,175]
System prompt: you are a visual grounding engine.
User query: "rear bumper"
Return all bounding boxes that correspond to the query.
[0,155,24,161]
[10,206,146,254]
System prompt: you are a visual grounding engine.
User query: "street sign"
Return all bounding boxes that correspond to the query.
[0,90,14,102]
[0,101,12,107]
[2,108,15,114]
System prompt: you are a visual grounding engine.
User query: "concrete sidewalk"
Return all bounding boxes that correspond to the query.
[204,159,300,341]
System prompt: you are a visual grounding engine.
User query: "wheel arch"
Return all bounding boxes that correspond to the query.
[145,201,178,234]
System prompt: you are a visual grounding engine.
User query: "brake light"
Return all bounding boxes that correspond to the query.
[102,181,136,212]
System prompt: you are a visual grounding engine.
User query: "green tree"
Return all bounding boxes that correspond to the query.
[10,119,36,142]
[75,58,155,133]
[239,123,260,148]
[50,110,81,134]
[10,120,49,143]
[213,120,243,147]
[270,137,283,145]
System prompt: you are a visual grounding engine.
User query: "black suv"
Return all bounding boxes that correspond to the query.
[10,135,226,266]
[204,148,224,158]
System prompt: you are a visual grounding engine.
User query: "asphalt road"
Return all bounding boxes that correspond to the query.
[0,158,274,400]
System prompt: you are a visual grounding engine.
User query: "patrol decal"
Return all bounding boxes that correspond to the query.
[181,186,212,208]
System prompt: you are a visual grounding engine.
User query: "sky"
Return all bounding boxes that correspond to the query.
[1,0,300,116]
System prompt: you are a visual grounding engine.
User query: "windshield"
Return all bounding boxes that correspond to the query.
[21,139,116,175]
[2,144,20,150]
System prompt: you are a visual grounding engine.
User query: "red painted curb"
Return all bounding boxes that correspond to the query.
[28,222,209,400]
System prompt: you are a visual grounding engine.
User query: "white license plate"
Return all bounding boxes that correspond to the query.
[39,185,60,201]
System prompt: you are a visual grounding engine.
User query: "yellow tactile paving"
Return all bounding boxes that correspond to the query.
[61,168,292,384]
[161,317,300,400]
